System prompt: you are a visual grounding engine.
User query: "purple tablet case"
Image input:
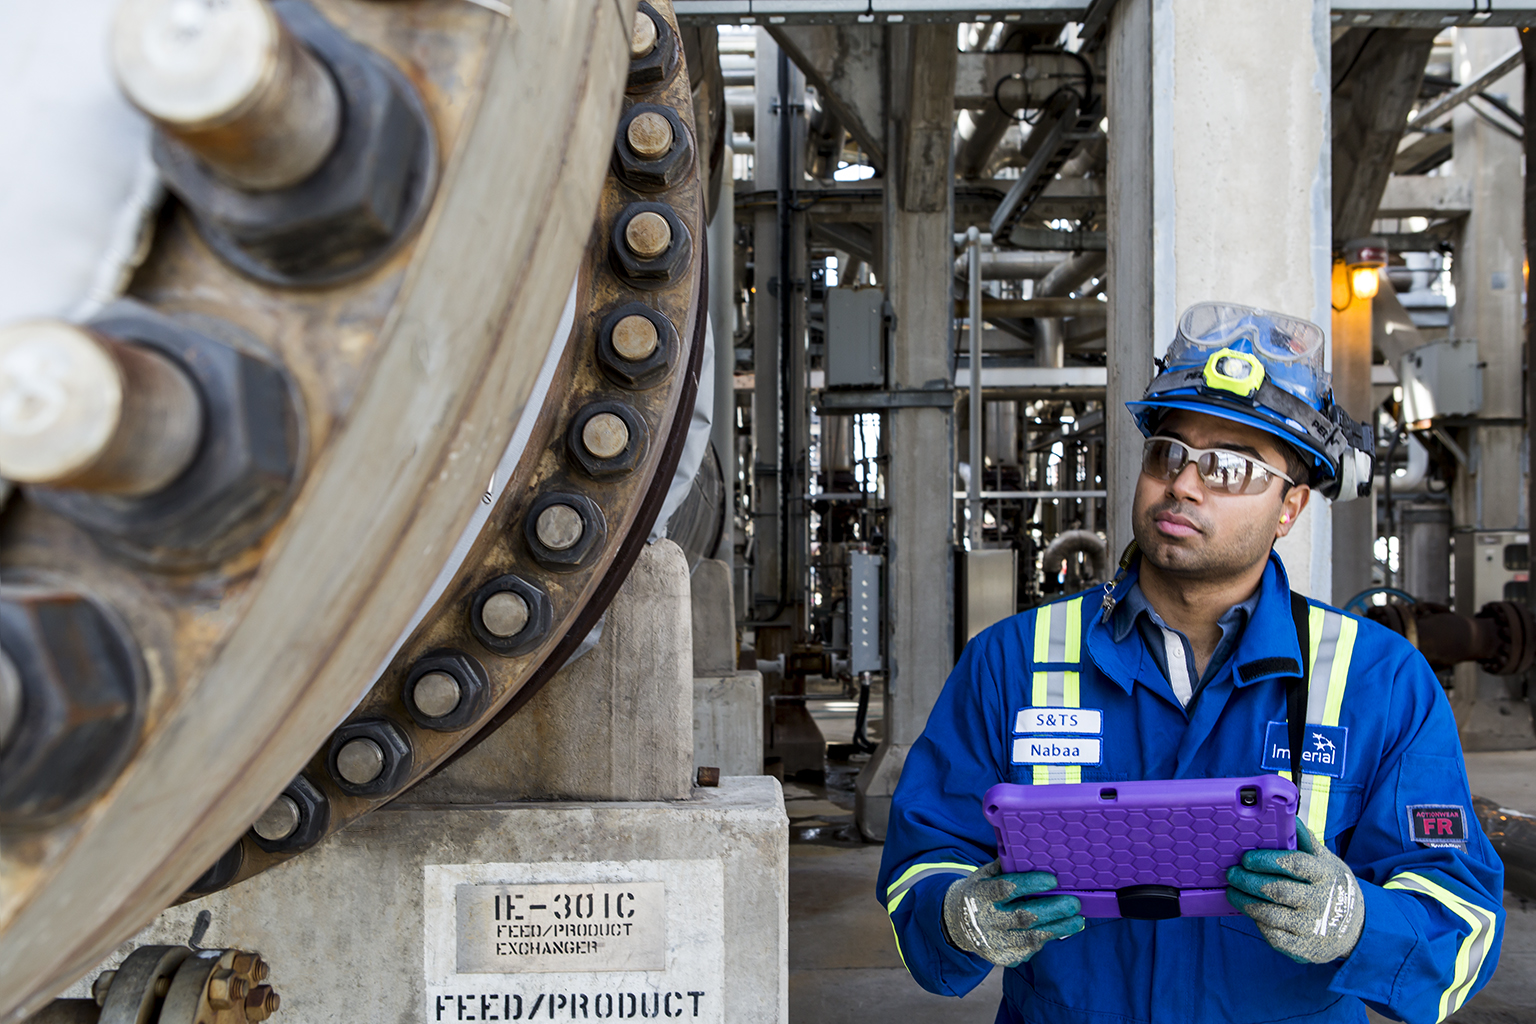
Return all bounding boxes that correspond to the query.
[982,775,1298,920]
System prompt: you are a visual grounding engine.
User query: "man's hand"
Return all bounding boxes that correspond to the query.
[1226,818,1365,963]
[941,861,1085,967]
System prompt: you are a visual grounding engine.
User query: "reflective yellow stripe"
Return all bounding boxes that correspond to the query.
[1384,871,1499,1020]
[885,861,979,974]
[1030,598,1084,786]
[1297,607,1357,836]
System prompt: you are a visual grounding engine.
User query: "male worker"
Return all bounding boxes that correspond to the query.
[879,303,1505,1023]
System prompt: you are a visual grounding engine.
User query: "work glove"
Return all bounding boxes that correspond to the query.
[1226,818,1365,964]
[941,861,1085,967]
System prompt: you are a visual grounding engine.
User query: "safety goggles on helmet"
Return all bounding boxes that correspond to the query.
[1141,437,1295,496]
[1127,302,1375,503]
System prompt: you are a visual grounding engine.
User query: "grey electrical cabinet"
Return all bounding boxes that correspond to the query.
[825,286,885,387]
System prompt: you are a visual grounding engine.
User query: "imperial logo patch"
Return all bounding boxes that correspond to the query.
[1408,805,1469,850]
[1260,720,1348,779]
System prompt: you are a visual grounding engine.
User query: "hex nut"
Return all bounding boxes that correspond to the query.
[246,986,281,1022]
[468,575,553,657]
[596,302,677,390]
[568,401,649,479]
[626,3,679,93]
[184,841,245,896]
[208,970,249,1010]
[327,718,412,796]
[33,300,301,570]
[613,104,694,193]
[0,586,145,827]
[610,202,692,287]
[403,649,488,732]
[248,773,330,853]
[149,2,437,286]
[523,492,608,572]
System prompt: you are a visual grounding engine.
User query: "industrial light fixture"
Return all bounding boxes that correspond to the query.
[1343,237,1387,300]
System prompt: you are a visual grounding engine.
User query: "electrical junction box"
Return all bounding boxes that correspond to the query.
[825,286,885,387]
[1399,338,1481,422]
[957,548,1017,657]
[1454,530,1529,610]
[849,551,882,674]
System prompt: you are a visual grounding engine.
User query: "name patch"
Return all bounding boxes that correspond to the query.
[1408,804,1469,850]
[1012,737,1103,766]
[1014,708,1103,735]
[1259,721,1348,779]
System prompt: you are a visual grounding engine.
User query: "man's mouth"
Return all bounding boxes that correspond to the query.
[1153,511,1200,538]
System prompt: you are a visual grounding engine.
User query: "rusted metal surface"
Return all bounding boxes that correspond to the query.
[1365,599,1536,675]
[0,0,709,1017]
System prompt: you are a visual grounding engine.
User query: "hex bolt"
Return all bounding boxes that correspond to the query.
[251,794,300,842]
[624,211,673,259]
[334,737,384,786]
[410,671,461,719]
[0,587,145,826]
[112,0,341,190]
[207,970,248,1010]
[582,413,631,460]
[92,971,117,1007]
[626,111,673,159]
[612,315,659,362]
[249,774,329,854]
[0,320,203,496]
[535,504,586,552]
[246,986,280,1022]
[630,9,658,58]
[480,593,530,639]
[230,953,269,983]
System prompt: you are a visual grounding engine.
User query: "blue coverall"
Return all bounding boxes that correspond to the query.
[878,553,1505,1024]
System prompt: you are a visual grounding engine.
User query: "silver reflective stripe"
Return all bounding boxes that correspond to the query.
[1040,670,1067,706]
[1305,610,1344,723]
[1046,603,1070,662]
[884,866,974,908]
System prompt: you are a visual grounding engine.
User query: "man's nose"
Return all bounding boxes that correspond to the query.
[1168,460,1204,502]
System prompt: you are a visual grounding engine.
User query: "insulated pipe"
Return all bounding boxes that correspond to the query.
[952,249,1067,281]
[1033,250,1106,369]
[0,320,202,495]
[112,0,342,191]
[1041,529,1107,584]
[967,227,984,547]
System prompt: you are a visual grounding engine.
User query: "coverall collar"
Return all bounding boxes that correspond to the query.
[1086,550,1304,695]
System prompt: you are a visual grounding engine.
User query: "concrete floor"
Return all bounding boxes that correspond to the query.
[788,728,1536,1024]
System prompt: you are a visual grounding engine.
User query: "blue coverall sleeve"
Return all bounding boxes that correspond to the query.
[876,629,1012,996]
[1327,630,1505,1024]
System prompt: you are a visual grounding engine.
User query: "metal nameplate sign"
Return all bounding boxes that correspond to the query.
[456,882,666,974]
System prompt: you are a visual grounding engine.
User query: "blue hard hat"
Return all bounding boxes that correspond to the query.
[1126,302,1375,501]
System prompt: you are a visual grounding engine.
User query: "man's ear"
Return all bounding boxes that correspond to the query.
[1275,485,1311,538]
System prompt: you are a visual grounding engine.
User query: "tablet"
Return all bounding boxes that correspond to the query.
[982,775,1298,920]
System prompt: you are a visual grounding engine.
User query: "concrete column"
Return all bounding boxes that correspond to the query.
[709,111,738,563]
[1331,260,1374,606]
[1451,28,1525,532]
[855,25,957,840]
[1105,0,1333,598]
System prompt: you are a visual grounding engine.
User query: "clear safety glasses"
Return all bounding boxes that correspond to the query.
[1141,437,1295,496]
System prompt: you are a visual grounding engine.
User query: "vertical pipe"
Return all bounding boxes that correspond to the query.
[967,227,984,547]
[709,109,738,563]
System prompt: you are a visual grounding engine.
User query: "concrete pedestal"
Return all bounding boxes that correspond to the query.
[694,672,763,777]
[67,779,789,1024]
